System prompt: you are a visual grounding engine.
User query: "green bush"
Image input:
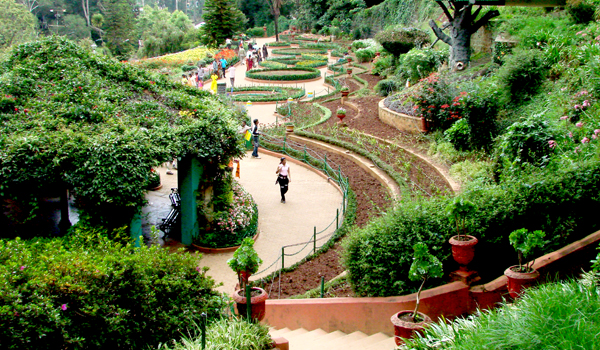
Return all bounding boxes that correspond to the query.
[375,27,430,57]
[229,86,305,102]
[567,0,596,24]
[295,59,327,68]
[158,317,272,350]
[343,158,600,297]
[0,225,227,349]
[497,115,556,168]
[403,280,600,349]
[396,47,448,84]
[371,54,394,76]
[444,118,470,151]
[355,47,376,63]
[374,79,399,97]
[260,60,288,69]
[181,64,197,72]
[266,41,290,47]
[247,27,265,38]
[496,49,547,103]
[271,47,328,55]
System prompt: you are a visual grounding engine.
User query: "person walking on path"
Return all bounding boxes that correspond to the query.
[262,45,268,58]
[220,57,227,78]
[197,67,204,89]
[239,46,246,65]
[228,65,236,92]
[251,119,261,159]
[210,71,218,94]
[275,157,291,203]
[212,59,219,78]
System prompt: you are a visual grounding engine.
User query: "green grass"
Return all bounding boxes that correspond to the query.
[402,279,600,350]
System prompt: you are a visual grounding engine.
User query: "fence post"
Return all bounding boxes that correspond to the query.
[281,247,285,270]
[313,226,316,254]
[304,145,307,162]
[336,208,339,230]
[343,190,346,215]
[201,312,207,350]
[320,276,325,298]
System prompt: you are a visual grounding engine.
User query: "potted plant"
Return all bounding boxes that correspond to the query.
[347,67,353,75]
[504,228,546,298]
[146,168,162,190]
[446,197,478,270]
[227,238,268,321]
[391,243,443,345]
[284,122,294,133]
[340,86,350,97]
[336,107,347,122]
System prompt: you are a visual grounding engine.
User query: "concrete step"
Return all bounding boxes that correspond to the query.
[297,330,347,349]
[278,328,308,341]
[269,327,291,338]
[311,331,368,350]
[288,328,328,350]
[363,336,398,350]
[345,332,393,350]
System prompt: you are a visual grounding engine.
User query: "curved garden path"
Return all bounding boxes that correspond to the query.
[192,37,344,293]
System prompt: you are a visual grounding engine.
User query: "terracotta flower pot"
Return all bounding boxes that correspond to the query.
[341,90,349,97]
[285,124,294,132]
[347,69,352,75]
[391,310,432,346]
[232,287,269,321]
[449,235,478,270]
[336,113,346,122]
[504,266,540,298]
[347,58,352,63]
[420,117,432,133]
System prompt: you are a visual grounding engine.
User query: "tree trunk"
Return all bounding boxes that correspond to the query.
[274,15,279,42]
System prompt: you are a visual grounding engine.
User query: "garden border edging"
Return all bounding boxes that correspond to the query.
[378,99,422,134]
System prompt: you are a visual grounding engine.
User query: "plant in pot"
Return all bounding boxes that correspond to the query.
[446,197,478,270]
[391,243,443,345]
[504,228,546,298]
[284,121,294,132]
[146,167,162,190]
[227,238,268,321]
[340,86,350,97]
[336,107,347,123]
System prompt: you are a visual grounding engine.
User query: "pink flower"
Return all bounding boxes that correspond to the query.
[583,100,590,107]
[574,104,582,110]
[595,129,600,135]
[560,116,569,120]
[20,266,25,270]
[575,146,581,153]
[582,137,590,143]
[548,140,557,148]
[593,134,598,140]
[576,122,584,127]
[577,31,583,35]
[61,304,68,311]
[569,132,574,138]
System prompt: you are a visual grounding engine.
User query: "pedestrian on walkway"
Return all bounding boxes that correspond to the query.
[197,67,205,89]
[228,64,236,91]
[275,157,291,203]
[251,119,261,158]
[239,46,246,64]
[212,59,220,78]
[210,71,218,94]
[181,74,187,85]
[220,57,227,78]
[262,45,268,58]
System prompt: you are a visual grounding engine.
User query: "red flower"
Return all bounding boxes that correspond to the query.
[150,81,155,85]
[441,104,450,109]
[24,109,28,113]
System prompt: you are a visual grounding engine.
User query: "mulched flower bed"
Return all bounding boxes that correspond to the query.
[357,72,384,89]
[262,151,392,299]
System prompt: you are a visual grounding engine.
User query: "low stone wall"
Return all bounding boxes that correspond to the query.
[263,229,600,336]
[378,99,422,134]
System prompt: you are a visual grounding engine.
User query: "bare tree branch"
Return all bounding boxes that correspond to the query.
[429,19,452,46]
[471,5,482,20]
[436,1,453,22]
[471,9,500,34]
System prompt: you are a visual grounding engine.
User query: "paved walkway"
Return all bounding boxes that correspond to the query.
[145,42,344,294]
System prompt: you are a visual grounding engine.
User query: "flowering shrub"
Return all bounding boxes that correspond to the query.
[214,49,237,64]
[215,180,256,234]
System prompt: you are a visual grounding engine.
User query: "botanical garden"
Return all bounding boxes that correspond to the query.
[2,0,600,348]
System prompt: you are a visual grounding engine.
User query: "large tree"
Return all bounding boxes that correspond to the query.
[202,0,245,47]
[429,0,499,71]
[104,0,135,58]
[266,0,282,41]
[0,0,37,50]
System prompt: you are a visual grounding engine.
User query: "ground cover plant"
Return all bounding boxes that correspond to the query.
[245,67,321,81]
[0,37,244,236]
[0,224,228,349]
[230,86,305,102]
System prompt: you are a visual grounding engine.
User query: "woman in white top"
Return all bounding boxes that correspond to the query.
[275,157,291,203]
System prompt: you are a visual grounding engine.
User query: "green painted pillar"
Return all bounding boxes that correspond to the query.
[130,209,142,247]
[178,155,203,245]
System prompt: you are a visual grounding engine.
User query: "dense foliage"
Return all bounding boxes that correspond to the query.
[202,0,246,47]
[245,67,321,81]
[375,27,430,57]
[0,224,227,349]
[0,37,244,233]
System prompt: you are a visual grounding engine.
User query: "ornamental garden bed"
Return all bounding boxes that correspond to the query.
[245,68,321,81]
[230,86,305,102]
[266,41,291,47]
[271,48,328,56]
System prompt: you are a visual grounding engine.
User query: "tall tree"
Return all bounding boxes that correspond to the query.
[202,0,245,47]
[265,0,281,41]
[429,1,499,71]
[0,0,37,49]
[104,0,135,59]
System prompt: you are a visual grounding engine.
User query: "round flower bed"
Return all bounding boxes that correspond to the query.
[271,48,328,56]
[266,56,301,65]
[193,181,258,248]
[260,60,288,69]
[301,53,328,61]
[246,67,321,81]
[295,60,328,68]
[230,86,305,102]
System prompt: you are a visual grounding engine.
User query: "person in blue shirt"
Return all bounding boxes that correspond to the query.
[220,58,227,79]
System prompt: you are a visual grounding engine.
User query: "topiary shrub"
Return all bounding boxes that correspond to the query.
[375,27,430,57]
[496,49,547,103]
[0,225,227,349]
[247,27,266,37]
[355,47,376,63]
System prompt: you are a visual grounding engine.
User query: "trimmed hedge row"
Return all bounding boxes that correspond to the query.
[266,41,291,47]
[230,86,305,102]
[267,57,301,65]
[260,60,288,69]
[271,48,328,56]
[301,53,328,61]
[245,67,321,81]
[295,60,328,68]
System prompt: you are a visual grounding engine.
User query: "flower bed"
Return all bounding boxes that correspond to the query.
[267,41,291,47]
[271,48,328,56]
[193,180,258,248]
[246,67,321,81]
[230,86,305,102]
[301,53,328,61]
[266,56,301,65]
[295,60,328,68]
[260,60,288,69]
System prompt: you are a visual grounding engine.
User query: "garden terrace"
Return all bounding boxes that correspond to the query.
[245,67,321,82]
[0,38,244,240]
[230,86,305,102]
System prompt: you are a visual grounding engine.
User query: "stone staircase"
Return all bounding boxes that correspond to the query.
[270,327,397,350]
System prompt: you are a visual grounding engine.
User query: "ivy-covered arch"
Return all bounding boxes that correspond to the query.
[0,37,244,241]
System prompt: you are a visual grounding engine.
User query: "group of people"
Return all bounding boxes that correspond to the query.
[241,43,269,71]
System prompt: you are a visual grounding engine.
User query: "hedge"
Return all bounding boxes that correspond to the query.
[343,158,600,297]
[266,56,301,65]
[271,48,328,56]
[295,60,328,68]
[301,53,328,61]
[260,60,288,69]
[375,27,430,57]
[266,41,291,47]
[0,225,226,349]
[229,86,305,102]
[245,67,321,81]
